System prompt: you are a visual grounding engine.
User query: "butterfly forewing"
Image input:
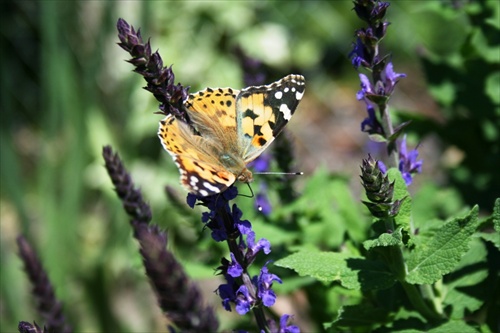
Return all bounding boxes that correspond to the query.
[236,74,305,162]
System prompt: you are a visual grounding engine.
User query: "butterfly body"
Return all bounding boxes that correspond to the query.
[158,74,305,197]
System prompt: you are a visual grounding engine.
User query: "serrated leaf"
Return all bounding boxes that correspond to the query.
[443,238,489,318]
[364,228,404,250]
[387,168,412,229]
[406,206,479,284]
[493,198,500,232]
[428,320,479,333]
[443,284,484,320]
[329,304,390,328]
[275,250,396,291]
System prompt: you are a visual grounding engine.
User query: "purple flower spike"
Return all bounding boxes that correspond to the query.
[398,136,423,185]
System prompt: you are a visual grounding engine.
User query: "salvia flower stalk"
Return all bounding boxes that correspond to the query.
[103,146,219,332]
[349,0,422,185]
[16,236,72,333]
[117,18,298,332]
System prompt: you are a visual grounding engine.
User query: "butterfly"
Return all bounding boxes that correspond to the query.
[158,74,305,197]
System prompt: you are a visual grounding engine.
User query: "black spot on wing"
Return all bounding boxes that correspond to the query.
[243,109,259,120]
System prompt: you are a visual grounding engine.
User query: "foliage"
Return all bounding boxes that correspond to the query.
[1,1,499,332]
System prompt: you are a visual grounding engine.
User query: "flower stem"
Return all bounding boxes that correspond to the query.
[384,242,442,322]
[380,104,399,168]
[252,306,269,332]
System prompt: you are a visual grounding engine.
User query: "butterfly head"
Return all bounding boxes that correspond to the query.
[237,168,253,184]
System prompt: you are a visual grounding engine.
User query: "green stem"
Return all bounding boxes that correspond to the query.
[385,244,442,322]
[400,281,442,322]
[380,104,399,168]
[253,306,269,332]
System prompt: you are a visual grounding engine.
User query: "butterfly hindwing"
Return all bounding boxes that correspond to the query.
[236,74,305,162]
[158,115,235,196]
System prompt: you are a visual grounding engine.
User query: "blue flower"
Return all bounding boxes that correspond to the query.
[256,265,282,307]
[360,102,384,134]
[228,253,243,278]
[377,160,387,174]
[398,135,422,185]
[279,314,300,333]
[217,278,236,312]
[232,204,252,235]
[349,37,367,69]
[381,61,406,96]
[235,285,253,315]
[356,73,373,100]
[247,231,271,255]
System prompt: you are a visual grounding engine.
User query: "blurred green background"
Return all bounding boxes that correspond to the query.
[1,1,498,331]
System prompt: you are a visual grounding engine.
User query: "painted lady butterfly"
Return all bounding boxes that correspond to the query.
[158,74,305,197]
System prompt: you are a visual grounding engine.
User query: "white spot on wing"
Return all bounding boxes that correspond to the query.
[190,176,199,186]
[274,91,283,99]
[199,189,208,196]
[279,103,292,120]
[296,91,304,100]
[203,182,221,193]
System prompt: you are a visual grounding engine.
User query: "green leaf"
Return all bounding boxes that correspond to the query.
[406,206,479,284]
[443,238,489,319]
[387,168,412,230]
[493,198,500,232]
[284,168,369,247]
[275,250,396,291]
[427,320,479,333]
[328,304,390,328]
[479,199,500,248]
[363,227,404,250]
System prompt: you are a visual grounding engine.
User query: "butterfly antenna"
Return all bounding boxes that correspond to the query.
[254,171,304,177]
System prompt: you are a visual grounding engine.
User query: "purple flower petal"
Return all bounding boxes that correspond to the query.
[279,314,300,333]
[357,74,373,100]
[235,285,253,315]
[228,253,243,278]
[398,135,423,185]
